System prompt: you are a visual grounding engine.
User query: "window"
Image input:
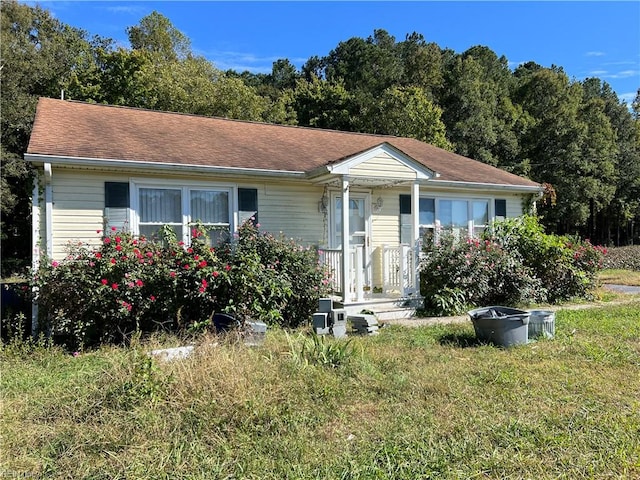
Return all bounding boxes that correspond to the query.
[400,195,498,244]
[471,200,489,236]
[439,199,468,237]
[139,187,183,240]
[400,195,435,244]
[133,183,256,245]
[190,189,230,244]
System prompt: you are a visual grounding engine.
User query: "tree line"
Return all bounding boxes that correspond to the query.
[2,1,639,277]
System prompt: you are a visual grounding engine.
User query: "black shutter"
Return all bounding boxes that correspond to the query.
[495,199,507,218]
[238,188,258,225]
[105,182,130,208]
[104,182,130,231]
[399,194,411,214]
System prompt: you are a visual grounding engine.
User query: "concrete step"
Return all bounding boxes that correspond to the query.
[339,297,423,322]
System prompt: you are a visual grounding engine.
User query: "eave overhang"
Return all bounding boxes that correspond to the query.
[23,153,307,179]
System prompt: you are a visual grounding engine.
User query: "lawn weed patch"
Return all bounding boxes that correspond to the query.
[2,303,639,478]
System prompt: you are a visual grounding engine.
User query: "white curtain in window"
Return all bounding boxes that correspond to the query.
[140,188,181,223]
[191,190,229,224]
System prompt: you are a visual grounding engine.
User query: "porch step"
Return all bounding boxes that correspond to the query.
[335,296,424,322]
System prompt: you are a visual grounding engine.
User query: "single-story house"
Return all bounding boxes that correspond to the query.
[25,97,542,314]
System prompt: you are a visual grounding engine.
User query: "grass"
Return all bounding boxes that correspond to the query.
[2,302,640,479]
[599,268,640,286]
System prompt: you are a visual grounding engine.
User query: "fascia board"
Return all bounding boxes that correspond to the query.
[23,154,306,179]
[428,179,543,194]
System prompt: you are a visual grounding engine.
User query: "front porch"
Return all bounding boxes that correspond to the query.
[319,244,423,319]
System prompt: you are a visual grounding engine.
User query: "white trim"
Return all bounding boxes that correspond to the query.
[410,182,420,295]
[324,143,435,180]
[24,153,541,194]
[341,177,350,303]
[44,163,53,258]
[428,179,542,194]
[24,153,306,178]
[31,176,41,272]
[31,176,40,337]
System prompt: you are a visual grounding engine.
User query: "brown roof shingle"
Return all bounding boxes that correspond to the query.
[26,97,539,187]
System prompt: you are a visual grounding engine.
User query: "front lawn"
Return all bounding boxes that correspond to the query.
[599,268,640,286]
[2,302,639,479]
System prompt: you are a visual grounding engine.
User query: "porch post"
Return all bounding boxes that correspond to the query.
[411,181,420,294]
[31,174,41,337]
[341,176,350,303]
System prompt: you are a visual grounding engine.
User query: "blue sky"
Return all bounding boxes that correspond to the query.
[28,1,640,105]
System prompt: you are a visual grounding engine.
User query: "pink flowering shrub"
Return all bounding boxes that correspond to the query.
[34,222,330,349]
[420,233,544,315]
[420,215,606,315]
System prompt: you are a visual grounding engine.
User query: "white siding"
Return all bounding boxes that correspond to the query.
[370,191,402,290]
[46,167,327,259]
[370,190,401,249]
[258,182,325,245]
[350,152,416,180]
[45,166,529,267]
[51,170,129,259]
[506,196,524,217]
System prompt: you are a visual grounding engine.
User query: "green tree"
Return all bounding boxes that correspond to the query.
[126,11,191,62]
[0,0,91,277]
[289,76,354,130]
[65,44,153,107]
[270,58,299,90]
[587,82,640,245]
[440,46,520,167]
[323,30,403,96]
[514,67,591,233]
[366,86,452,149]
[398,32,443,96]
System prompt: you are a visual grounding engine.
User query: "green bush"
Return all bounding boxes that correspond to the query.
[420,216,606,315]
[218,221,331,329]
[33,226,230,349]
[420,233,544,315]
[484,216,606,302]
[33,222,331,349]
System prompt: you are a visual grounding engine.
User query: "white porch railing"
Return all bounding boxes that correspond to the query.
[319,245,417,300]
[319,248,343,294]
[318,247,364,300]
[382,245,416,296]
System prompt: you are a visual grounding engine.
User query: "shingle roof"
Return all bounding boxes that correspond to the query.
[27,97,539,187]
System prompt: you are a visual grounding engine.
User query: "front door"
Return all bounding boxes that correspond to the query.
[332,193,371,298]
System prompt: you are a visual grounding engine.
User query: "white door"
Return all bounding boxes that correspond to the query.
[332,193,371,296]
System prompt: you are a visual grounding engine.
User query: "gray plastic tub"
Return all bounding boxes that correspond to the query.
[468,306,531,347]
[527,310,556,339]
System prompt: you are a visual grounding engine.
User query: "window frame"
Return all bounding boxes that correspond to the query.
[130,179,238,245]
[400,194,505,244]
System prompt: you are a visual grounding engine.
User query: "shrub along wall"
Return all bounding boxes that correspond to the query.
[420,215,607,316]
[33,221,331,350]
